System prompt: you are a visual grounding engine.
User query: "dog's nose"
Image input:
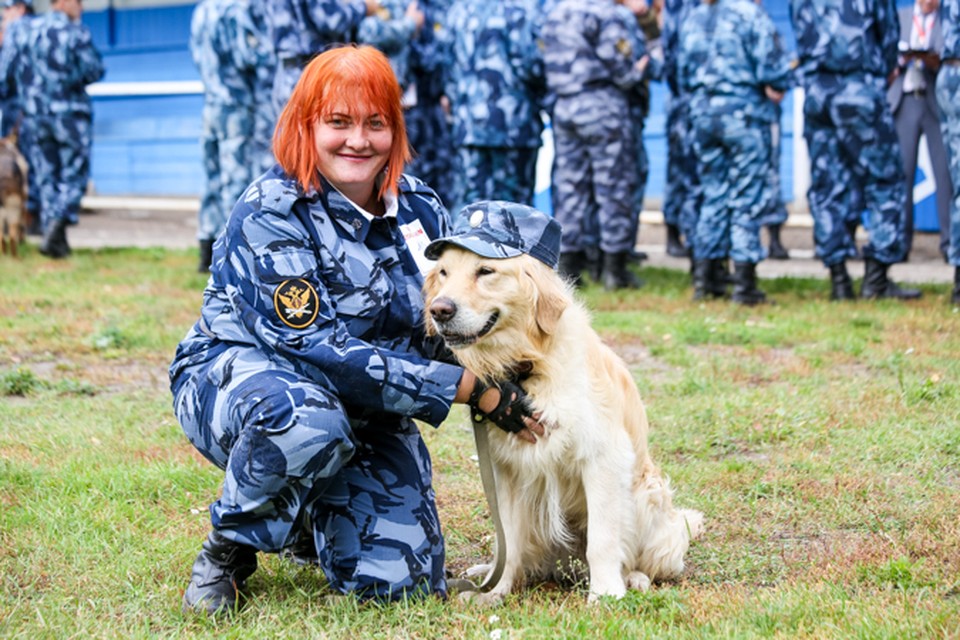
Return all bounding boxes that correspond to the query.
[429,297,457,323]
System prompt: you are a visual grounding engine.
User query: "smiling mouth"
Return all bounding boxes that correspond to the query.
[438,311,500,347]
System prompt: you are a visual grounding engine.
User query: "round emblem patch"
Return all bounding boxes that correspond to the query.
[273,279,320,329]
[469,210,485,228]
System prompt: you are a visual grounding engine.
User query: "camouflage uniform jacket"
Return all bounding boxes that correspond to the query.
[170,166,463,429]
[1,9,104,117]
[442,0,546,148]
[678,0,792,123]
[790,0,900,83]
[191,0,270,108]
[265,0,368,64]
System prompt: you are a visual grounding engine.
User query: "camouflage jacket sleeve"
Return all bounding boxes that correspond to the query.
[202,171,463,427]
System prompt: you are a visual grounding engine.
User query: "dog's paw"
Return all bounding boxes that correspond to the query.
[457,589,506,607]
[625,571,651,592]
[587,576,627,603]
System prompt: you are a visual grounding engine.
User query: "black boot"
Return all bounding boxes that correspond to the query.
[584,246,603,282]
[558,251,587,287]
[828,262,855,301]
[767,224,790,260]
[731,262,767,306]
[860,257,922,300]
[198,239,214,273]
[665,224,690,258]
[182,530,258,616]
[692,258,728,300]
[601,251,643,290]
[38,218,70,259]
[952,267,960,305]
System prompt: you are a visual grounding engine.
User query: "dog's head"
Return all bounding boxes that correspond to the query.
[422,201,569,377]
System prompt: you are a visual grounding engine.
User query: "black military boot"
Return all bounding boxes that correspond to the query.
[731,262,767,306]
[182,530,258,616]
[828,261,855,301]
[767,224,790,260]
[601,251,643,290]
[860,257,922,300]
[38,218,70,259]
[665,223,690,258]
[692,258,728,300]
[952,267,960,305]
[558,251,587,287]
[585,246,603,282]
[198,239,214,273]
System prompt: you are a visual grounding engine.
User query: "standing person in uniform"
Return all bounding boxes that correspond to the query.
[248,0,278,177]
[171,45,542,616]
[442,0,547,212]
[791,0,922,300]
[938,0,960,302]
[661,0,698,260]
[679,0,792,304]
[191,0,271,273]
[542,0,648,290]
[263,0,380,120]
[0,0,38,235]
[0,0,103,259]
[888,0,951,261]
[405,0,455,207]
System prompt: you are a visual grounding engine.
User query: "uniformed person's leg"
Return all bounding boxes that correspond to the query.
[727,120,771,305]
[690,114,731,300]
[311,419,446,601]
[551,105,593,285]
[664,98,692,258]
[487,146,537,207]
[937,64,960,303]
[836,79,919,299]
[174,347,357,614]
[218,108,255,232]
[197,103,221,272]
[30,116,70,258]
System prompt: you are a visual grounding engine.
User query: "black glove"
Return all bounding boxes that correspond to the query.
[468,378,534,434]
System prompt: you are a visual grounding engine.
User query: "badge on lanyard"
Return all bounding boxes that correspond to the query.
[400,219,435,275]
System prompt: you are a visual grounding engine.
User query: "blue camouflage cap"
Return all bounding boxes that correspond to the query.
[425,200,561,269]
[2,0,32,7]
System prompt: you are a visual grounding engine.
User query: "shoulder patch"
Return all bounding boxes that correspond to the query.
[616,38,633,58]
[273,279,319,329]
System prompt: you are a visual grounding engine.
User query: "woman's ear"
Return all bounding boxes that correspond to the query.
[526,260,569,336]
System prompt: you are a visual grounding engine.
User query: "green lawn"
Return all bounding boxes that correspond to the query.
[1,247,958,639]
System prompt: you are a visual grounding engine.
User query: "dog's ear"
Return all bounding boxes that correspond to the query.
[525,260,569,336]
[422,265,439,336]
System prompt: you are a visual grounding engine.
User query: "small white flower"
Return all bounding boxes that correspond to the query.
[489,630,502,640]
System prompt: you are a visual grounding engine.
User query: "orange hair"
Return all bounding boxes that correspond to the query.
[272,45,411,199]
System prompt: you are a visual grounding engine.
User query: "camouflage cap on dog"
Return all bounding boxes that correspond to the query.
[424,200,561,269]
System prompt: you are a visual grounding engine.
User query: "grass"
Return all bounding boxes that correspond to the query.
[1,246,959,638]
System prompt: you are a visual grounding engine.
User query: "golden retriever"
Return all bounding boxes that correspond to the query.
[423,247,704,603]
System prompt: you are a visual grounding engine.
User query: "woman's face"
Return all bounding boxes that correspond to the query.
[314,103,393,206]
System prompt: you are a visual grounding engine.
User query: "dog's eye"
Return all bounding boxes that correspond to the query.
[438,268,447,277]
[477,266,495,277]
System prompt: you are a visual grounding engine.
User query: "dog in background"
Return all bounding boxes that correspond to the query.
[423,201,704,604]
[0,135,28,257]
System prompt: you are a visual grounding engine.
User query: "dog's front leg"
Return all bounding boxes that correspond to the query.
[582,459,628,601]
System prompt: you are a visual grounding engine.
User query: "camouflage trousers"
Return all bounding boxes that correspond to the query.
[690,111,773,263]
[758,118,789,228]
[198,104,256,242]
[936,64,960,267]
[802,74,907,266]
[406,101,455,209]
[551,92,638,254]
[452,145,537,213]
[664,95,702,241]
[26,112,92,228]
[171,344,447,600]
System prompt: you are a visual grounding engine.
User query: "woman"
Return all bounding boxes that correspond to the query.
[170,45,539,616]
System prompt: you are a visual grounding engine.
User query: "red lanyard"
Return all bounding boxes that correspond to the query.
[913,12,933,46]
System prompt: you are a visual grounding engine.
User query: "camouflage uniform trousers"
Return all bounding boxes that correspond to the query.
[453,145,537,213]
[802,74,907,266]
[26,112,92,229]
[198,104,256,242]
[663,95,702,252]
[406,101,456,209]
[936,64,960,267]
[690,111,773,263]
[172,345,447,600]
[758,118,789,228]
[551,92,638,255]
[270,62,304,125]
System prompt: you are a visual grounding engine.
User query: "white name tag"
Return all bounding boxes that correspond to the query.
[400,219,434,276]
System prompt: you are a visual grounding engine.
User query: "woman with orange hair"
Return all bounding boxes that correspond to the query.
[170,45,540,615]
